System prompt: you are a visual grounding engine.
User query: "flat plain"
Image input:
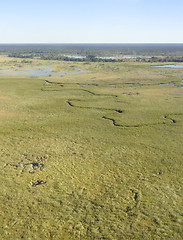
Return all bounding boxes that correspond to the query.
[0,55,183,239]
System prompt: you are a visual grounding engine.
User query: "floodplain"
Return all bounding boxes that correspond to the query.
[0,52,183,239]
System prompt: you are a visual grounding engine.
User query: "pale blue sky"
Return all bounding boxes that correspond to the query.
[0,0,183,43]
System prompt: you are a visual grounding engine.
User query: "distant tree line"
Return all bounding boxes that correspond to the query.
[40,54,123,62]
[8,53,34,58]
[8,53,183,63]
[3,43,183,56]
[8,53,124,62]
[147,56,183,62]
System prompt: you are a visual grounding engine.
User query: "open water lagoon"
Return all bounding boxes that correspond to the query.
[0,66,81,76]
[153,64,183,68]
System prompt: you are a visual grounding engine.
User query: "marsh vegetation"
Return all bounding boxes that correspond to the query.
[0,45,183,239]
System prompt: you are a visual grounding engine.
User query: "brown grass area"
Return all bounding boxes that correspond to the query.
[0,109,17,117]
[0,95,11,100]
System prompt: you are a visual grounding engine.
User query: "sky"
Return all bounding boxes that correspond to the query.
[0,0,183,43]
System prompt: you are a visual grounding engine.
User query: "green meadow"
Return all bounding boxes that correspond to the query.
[0,56,183,239]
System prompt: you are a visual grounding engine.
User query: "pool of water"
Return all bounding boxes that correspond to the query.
[159,83,176,86]
[0,66,82,76]
[153,65,183,68]
[181,80,183,87]
[63,55,84,59]
[96,55,150,59]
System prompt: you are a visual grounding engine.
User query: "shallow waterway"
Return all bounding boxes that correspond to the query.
[0,66,82,76]
[153,65,183,68]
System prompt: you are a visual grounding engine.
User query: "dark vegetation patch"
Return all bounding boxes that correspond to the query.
[31,179,47,187]
[4,154,47,174]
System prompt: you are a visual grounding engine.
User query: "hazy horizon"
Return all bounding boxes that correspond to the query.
[1,0,183,44]
[0,43,183,45]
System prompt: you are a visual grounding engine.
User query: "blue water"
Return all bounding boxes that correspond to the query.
[153,65,183,68]
[124,83,134,85]
[159,83,176,86]
[96,55,148,59]
[63,55,84,59]
[0,66,82,76]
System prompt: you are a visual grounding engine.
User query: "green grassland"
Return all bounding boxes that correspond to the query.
[0,56,183,239]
